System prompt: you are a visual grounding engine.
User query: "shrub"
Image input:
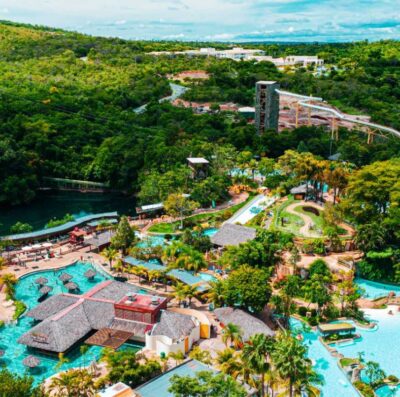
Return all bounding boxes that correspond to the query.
[323,304,340,321]
[353,381,374,397]
[13,301,27,320]
[310,308,317,317]
[308,316,318,326]
[298,306,308,316]
[387,375,399,383]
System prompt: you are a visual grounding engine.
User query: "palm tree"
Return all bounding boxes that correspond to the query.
[101,247,118,269]
[148,270,161,286]
[183,284,197,307]
[48,368,97,397]
[272,332,312,397]
[242,333,275,397]
[189,346,212,365]
[172,282,187,306]
[206,280,225,307]
[215,348,241,377]
[131,265,148,284]
[221,323,243,349]
[168,351,185,366]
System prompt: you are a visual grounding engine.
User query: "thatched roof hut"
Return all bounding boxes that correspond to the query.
[59,273,73,283]
[65,282,79,291]
[151,310,197,341]
[35,277,48,286]
[84,269,97,279]
[23,355,41,368]
[214,307,275,341]
[39,286,53,295]
[26,295,79,321]
[210,223,256,247]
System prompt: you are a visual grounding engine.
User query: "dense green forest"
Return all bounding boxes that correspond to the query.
[0,20,399,208]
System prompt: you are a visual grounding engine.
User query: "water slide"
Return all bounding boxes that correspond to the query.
[276,89,400,139]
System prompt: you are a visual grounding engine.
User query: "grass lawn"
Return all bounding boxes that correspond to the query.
[293,205,324,231]
[148,195,255,234]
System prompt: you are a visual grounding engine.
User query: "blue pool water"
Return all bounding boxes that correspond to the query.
[0,262,141,384]
[332,310,400,388]
[198,272,217,282]
[376,385,400,397]
[202,228,218,237]
[355,278,400,300]
[290,318,359,397]
[137,235,166,247]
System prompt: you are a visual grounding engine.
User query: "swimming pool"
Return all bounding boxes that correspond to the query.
[0,262,141,384]
[355,278,400,300]
[198,272,217,282]
[332,309,400,391]
[202,228,218,237]
[290,318,359,397]
[376,384,400,397]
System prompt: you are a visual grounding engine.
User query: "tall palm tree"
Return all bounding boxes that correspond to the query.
[48,369,97,397]
[189,346,212,365]
[221,323,243,349]
[215,348,241,377]
[272,332,312,397]
[172,282,187,306]
[206,280,225,307]
[148,270,161,286]
[183,284,197,307]
[242,333,275,397]
[101,247,118,269]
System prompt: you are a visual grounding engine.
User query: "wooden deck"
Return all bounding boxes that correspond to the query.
[85,328,133,349]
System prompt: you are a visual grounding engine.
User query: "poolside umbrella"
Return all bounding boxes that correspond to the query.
[35,277,48,286]
[39,286,53,295]
[23,355,41,368]
[84,269,96,279]
[59,273,73,283]
[65,282,79,291]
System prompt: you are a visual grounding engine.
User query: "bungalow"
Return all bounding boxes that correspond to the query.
[214,307,275,341]
[290,184,315,200]
[210,223,257,248]
[18,280,202,356]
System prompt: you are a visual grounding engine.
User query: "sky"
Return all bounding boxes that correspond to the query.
[0,0,399,42]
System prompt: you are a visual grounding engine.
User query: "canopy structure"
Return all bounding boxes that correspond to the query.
[35,277,48,286]
[23,355,41,368]
[59,273,73,283]
[318,322,356,336]
[85,328,133,350]
[84,269,97,279]
[65,282,79,291]
[39,286,53,295]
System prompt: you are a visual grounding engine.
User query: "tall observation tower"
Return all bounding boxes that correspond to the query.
[255,81,280,134]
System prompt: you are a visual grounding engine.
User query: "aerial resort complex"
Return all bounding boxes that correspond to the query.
[0,7,400,397]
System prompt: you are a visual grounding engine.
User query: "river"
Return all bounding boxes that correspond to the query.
[0,191,136,236]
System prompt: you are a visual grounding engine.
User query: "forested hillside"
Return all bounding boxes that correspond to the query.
[0,21,399,207]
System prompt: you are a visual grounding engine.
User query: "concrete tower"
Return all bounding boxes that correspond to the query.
[255,81,280,134]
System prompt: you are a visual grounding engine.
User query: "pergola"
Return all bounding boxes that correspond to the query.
[85,328,133,350]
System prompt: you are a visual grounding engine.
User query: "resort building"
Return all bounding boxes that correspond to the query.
[18,280,202,356]
[214,307,275,341]
[187,157,209,179]
[99,383,135,397]
[290,184,316,200]
[210,223,257,248]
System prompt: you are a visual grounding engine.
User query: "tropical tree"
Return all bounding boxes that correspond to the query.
[111,216,137,255]
[242,333,275,397]
[206,280,226,308]
[365,361,386,388]
[164,193,199,229]
[214,348,241,377]
[183,284,198,307]
[0,369,44,397]
[48,369,97,397]
[168,351,185,366]
[172,282,188,306]
[221,323,243,349]
[272,332,316,397]
[101,247,118,269]
[189,346,212,365]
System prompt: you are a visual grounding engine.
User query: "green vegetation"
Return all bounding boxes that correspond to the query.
[13,300,27,320]
[45,213,74,228]
[9,222,33,234]
[353,380,375,397]
[0,369,44,397]
[339,357,359,367]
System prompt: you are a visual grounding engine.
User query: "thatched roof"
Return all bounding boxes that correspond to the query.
[35,277,48,285]
[89,280,144,301]
[84,269,97,279]
[59,273,73,283]
[214,307,274,341]
[65,282,79,291]
[151,310,197,340]
[210,223,256,247]
[290,184,315,195]
[26,295,79,321]
[39,286,53,295]
[110,318,151,339]
[23,355,41,368]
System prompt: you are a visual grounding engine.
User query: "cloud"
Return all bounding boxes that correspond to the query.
[0,0,399,41]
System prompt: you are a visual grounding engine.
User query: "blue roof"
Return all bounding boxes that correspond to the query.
[2,212,119,242]
[123,257,210,291]
[136,359,215,397]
